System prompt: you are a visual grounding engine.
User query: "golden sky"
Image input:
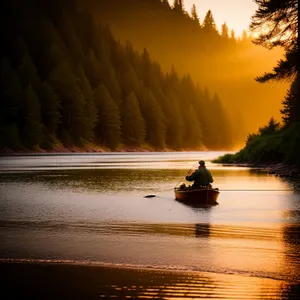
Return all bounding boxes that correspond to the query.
[169,0,258,37]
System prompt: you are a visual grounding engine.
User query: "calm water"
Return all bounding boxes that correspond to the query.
[1,152,300,299]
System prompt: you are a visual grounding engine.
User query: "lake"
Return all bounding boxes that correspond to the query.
[1,152,300,299]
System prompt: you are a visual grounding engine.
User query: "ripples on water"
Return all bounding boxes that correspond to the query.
[1,152,300,299]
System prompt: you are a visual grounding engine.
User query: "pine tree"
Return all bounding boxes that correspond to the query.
[21,85,43,148]
[202,10,217,31]
[49,62,86,144]
[147,61,164,95]
[163,88,184,149]
[121,91,145,146]
[139,87,166,148]
[197,87,218,148]
[75,65,98,141]
[258,117,280,135]
[193,84,210,131]
[173,0,184,13]
[98,56,122,107]
[191,4,200,26]
[221,23,229,39]
[241,30,248,42]
[91,25,122,107]
[111,40,130,77]
[35,18,68,77]
[57,17,86,65]
[210,93,232,149]
[281,75,300,125]
[121,66,142,98]
[183,105,203,148]
[85,48,102,89]
[250,0,297,52]
[250,0,297,83]
[16,38,41,91]
[161,0,170,9]
[140,48,151,87]
[39,81,60,135]
[230,29,236,41]
[94,84,121,149]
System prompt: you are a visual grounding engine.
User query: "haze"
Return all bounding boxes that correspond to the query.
[86,0,287,148]
[174,0,258,36]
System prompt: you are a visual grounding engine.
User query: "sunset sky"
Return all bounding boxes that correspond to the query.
[169,0,258,37]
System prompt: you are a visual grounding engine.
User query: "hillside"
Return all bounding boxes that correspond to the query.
[0,0,233,151]
[82,0,287,143]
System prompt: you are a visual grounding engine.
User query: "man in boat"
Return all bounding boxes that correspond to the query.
[185,160,214,189]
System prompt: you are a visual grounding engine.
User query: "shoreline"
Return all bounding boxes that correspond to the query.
[221,162,300,179]
[1,261,298,300]
[0,143,214,156]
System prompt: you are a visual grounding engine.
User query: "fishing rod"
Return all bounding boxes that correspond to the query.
[173,162,199,189]
[144,162,199,198]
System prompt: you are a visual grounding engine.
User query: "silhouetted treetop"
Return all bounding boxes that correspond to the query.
[202,10,217,32]
[191,4,200,26]
[250,0,298,51]
[250,0,298,83]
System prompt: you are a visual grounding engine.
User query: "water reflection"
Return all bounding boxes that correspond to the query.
[1,167,292,196]
[0,169,183,195]
[195,223,210,238]
[281,283,300,300]
[1,153,300,298]
[176,200,217,211]
[282,224,300,282]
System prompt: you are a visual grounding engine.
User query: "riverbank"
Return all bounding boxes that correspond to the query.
[213,147,300,179]
[0,142,208,155]
[260,162,300,178]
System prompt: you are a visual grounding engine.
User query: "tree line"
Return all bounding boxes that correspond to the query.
[82,0,287,145]
[0,0,233,151]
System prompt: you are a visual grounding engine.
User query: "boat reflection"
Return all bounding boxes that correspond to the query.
[195,223,211,238]
[175,199,218,211]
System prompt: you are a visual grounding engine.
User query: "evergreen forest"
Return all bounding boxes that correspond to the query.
[1,0,236,151]
[82,0,287,140]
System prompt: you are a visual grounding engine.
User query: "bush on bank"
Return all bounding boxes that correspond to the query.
[214,121,300,167]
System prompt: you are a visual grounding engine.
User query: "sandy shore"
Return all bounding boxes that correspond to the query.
[1,261,299,300]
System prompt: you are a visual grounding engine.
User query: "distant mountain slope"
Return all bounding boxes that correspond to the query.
[82,0,287,143]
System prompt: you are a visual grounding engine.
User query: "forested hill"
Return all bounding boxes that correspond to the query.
[0,0,233,151]
[82,0,287,141]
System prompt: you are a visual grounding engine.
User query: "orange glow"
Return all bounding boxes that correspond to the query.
[172,0,258,37]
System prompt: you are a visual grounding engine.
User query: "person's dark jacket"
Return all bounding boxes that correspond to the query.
[185,167,214,188]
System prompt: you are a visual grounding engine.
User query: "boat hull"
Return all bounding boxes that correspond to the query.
[174,188,220,205]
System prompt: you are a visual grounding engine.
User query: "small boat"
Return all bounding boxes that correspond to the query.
[174,187,220,205]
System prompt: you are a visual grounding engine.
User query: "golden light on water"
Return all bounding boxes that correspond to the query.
[111,268,288,299]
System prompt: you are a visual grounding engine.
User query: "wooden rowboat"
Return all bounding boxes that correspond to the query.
[174,187,220,205]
